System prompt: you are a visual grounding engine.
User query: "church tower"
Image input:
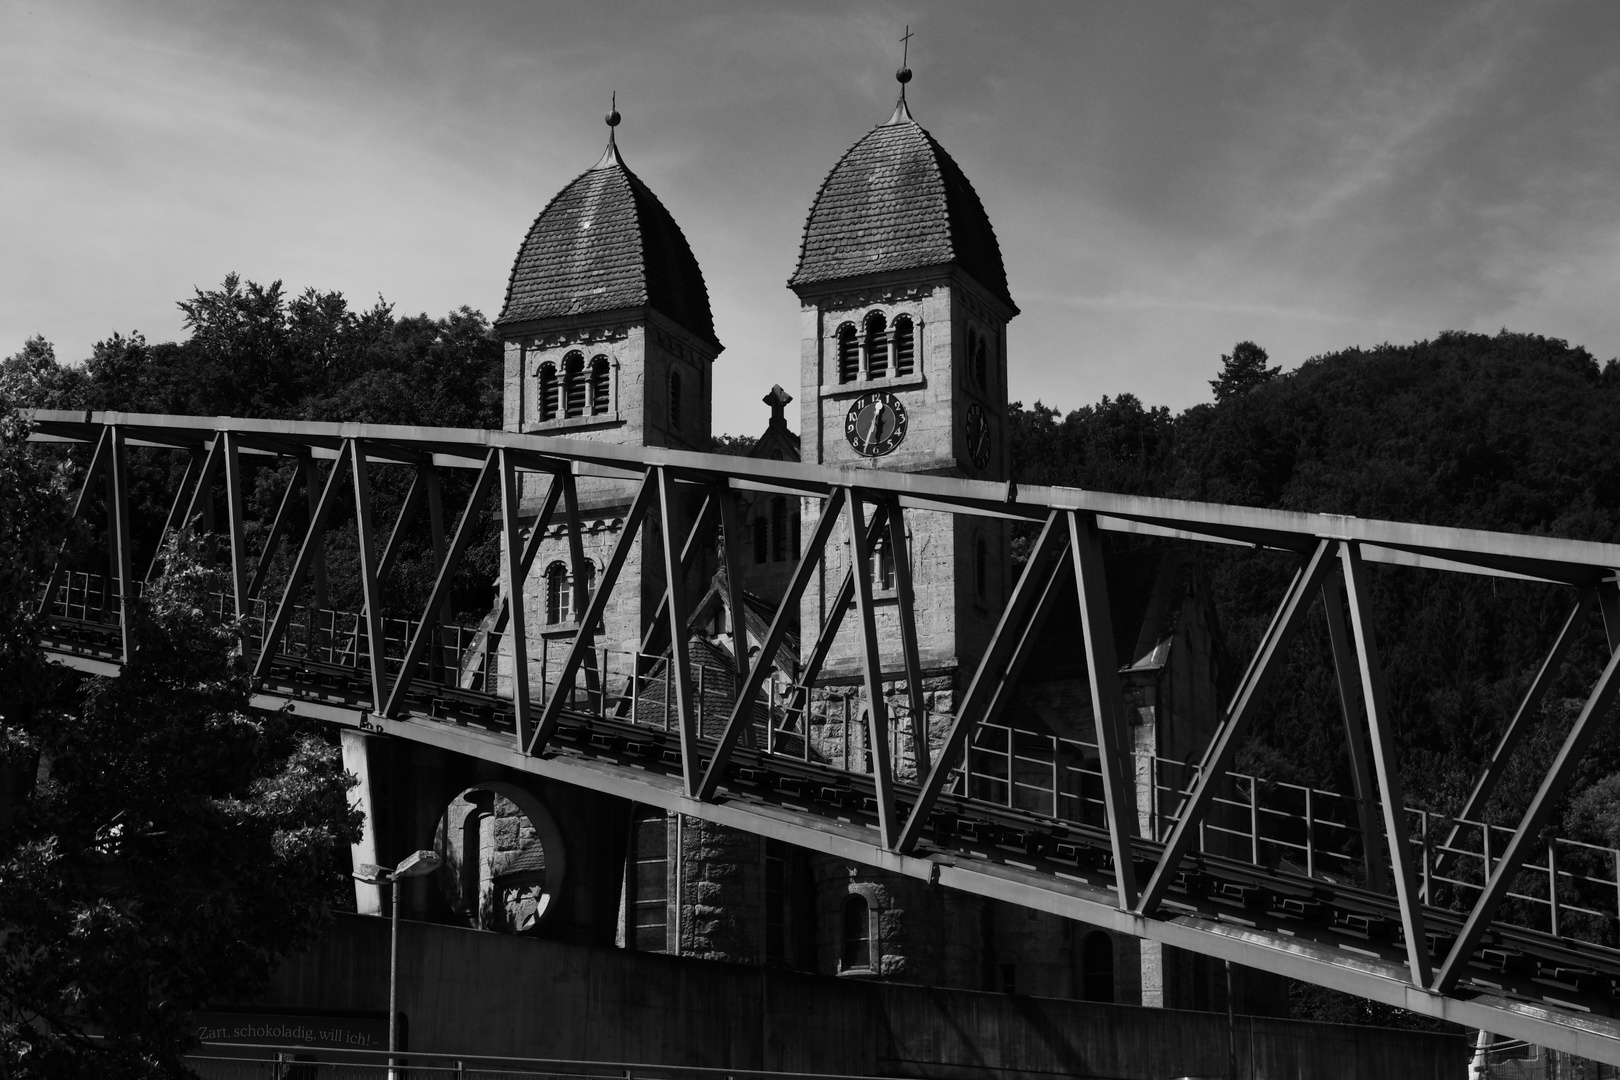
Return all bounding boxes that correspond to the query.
[789,68,1018,694]
[494,107,720,685]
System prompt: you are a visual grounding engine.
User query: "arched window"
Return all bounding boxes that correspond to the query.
[545,560,594,625]
[893,315,915,376]
[864,311,888,379]
[538,362,559,422]
[970,331,987,390]
[545,561,570,625]
[753,516,768,564]
[669,368,683,430]
[841,894,871,971]
[873,533,895,592]
[770,497,788,562]
[1079,932,1115,1002]
[974,535,987,599]
[589,356,611,415]
[563,351,586,417]
[836,324,859,384]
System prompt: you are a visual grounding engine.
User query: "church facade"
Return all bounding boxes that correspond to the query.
[440,77,1284,1014]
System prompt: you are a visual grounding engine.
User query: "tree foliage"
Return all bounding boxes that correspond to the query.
[1208,340,1278,402]
[0,405,361,1078]
[1013,331,1620,1026]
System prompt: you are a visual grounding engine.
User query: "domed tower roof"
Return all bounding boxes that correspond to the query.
[497,125,718,348]
[789,98,1016,314]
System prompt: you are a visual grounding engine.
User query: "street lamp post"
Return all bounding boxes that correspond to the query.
[355,849,442,1080]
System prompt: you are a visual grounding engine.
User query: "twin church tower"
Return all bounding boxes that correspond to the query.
[492,71,1016,693]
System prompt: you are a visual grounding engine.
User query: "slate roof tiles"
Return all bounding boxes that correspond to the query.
[790,108,1015,313]
[497,143,718,348]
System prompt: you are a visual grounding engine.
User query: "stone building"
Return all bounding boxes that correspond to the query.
[429,75,1283,1016]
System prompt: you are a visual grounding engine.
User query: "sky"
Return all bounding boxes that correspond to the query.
[3,0,1619,435]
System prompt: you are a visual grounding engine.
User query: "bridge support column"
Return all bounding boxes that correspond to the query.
[341,729,383,916]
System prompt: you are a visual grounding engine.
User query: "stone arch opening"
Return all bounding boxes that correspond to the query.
[433,781,568,934]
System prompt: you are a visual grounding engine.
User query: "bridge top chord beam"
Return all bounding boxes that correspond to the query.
[25,409,1620,584]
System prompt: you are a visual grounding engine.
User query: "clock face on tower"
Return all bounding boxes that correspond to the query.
[965,402,991,470]
[845,392,908,457]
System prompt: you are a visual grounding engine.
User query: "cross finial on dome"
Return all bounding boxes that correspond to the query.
[888,27,915,125]
[596,91,624,169]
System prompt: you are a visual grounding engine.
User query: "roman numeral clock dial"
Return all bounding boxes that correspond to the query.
[845,391,908,457]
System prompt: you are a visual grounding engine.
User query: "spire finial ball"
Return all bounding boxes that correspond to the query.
[896,66,912,85]
[606,109,620,127]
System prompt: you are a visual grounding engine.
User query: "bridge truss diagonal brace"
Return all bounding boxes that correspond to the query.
[637,492,718,665]
[885,499,930,776]
[1136,538,1339,916]
[656,467,703,796]
[1434,587,1596,879]
[382,451,500,719]
[1339,541,1431,987]
[251,445,353,685]
[1069,510,1141,909]
[529,472,656,757]
[1321,577,1389,894]
[246,453,313,600]
[844,488,901,849]
[794,500,890,700]
[41,426,114,617]
[697,487,848,802]
[148,444,208,585]
[897,511,1070,854]
[1435,633,1620,993]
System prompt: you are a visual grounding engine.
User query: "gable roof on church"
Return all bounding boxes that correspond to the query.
[497,141,719,348]
[789,102,1016,314]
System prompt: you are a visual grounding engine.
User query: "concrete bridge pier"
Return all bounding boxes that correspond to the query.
[340,728,633,942]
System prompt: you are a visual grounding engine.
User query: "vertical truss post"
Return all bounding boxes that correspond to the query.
[1322,576,1389,894]
[885,500,929,777]
[531,475,656,755]
[108,425,135,662]
[146,446,207,583]
[222,432,250,617]
[655,468,702,794]
[497,448,533,750]
[1340,542,1430,986]
[1069,510,1140,908]
[349,441,389,712]
[1136,539,1338,915]
[697,489,847,800]
[896,512,1070,854]
[1436,589,1595,877]
[251,450,351,684]
[844,489,899,848]
[383,452,498,718]
[1435,635,1620,993]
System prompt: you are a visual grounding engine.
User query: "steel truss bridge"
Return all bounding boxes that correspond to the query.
[24,408,1620,1064]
